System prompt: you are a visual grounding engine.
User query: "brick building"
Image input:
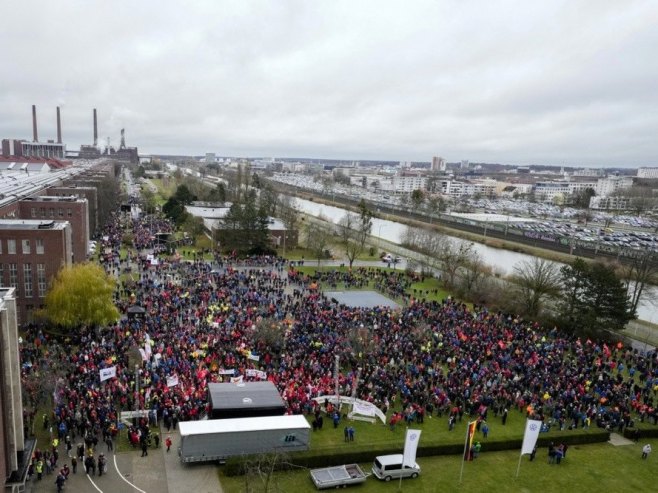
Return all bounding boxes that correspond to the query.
[45,186,98,236]
[0,220,73,323]
[17,196,89,263]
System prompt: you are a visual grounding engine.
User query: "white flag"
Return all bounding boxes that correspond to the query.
[246,369,267,379]
[230,375,244,384]
[521,419,542,455]
[166,375,179,387]
[218,369,235,375]
[99,366,116,382]
[402,429,422,467]
[139,348,147,361]
[352,401,376,417]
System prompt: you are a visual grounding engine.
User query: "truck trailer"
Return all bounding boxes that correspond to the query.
[178,415,311,463]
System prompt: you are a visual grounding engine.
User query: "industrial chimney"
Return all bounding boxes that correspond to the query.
[56,106,62,144]
[93,108,98,146]
[32,104,38,142]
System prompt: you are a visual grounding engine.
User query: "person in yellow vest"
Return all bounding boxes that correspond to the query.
[35,459,44,480]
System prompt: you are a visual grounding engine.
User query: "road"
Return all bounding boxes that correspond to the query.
[25,428,221,493]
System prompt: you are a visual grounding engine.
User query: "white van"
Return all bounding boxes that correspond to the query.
[372,454,421,481]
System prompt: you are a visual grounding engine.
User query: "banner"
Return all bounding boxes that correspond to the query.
[166,375,180,387]
[139,348,147,361]
[247,351,260,362]
[218,369,235,375]
[402,429,422,467]
[352,400,376,417]
[230,375,244,384]
[521,419,542,455]
[466,420,477,460]
[245,369,267,379]
[100,366,116,382]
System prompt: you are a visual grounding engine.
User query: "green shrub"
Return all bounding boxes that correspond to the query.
[223,429,609,476]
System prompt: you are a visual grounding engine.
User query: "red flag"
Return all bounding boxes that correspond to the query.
[465,420,477,461]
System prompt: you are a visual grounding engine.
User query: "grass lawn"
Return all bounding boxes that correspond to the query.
[219,438,658,493]
[408,277,451,303]
[151,178,176,200]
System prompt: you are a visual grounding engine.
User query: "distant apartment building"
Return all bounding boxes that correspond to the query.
[378,175,427,194]
[0,287,32,491]
[572,168,604,177]
[589,196,631,210]
[0,220,73,323]
[431,156,446,172]
[637,167,658,179]
[533,181,598,202]
[17,196,89,263]
[438,179,498,197]
[595,176,634,197]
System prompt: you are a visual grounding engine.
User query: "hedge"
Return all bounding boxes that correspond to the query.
[623,426,658,441]
[224,429,610,476]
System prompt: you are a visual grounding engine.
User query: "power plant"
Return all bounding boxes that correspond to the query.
[1,106,139,164]
[2,105,67,159]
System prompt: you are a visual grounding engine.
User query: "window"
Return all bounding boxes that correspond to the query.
[39,207,45,217]
[67,208,73,217]
[23,263,32,297]
[36,238,44,255]
[37,264,46,297]
[0,240,2,254]
[31,207,37,218]
[49,208,54,218]
[9,263,17,289]
[22,239,31,254]
[7,239,16,254]
[0,263,3,284]
[58,208,64,218]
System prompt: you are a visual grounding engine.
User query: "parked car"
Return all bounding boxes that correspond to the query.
[372,454,420,482]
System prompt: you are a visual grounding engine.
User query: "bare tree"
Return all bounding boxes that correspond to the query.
[242,452,291,493]
[438,241,475,289]
[401,226,475,287]
[458,252,492,299]
[618,250,658,316]
[277,196,300,232]
[511,258,561,318]
[305,222,331,266]
[337,213,362,268]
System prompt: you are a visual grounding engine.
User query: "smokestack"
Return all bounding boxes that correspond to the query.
[32,104,38,142]
[56,106,62,144]
[93,108,98,146]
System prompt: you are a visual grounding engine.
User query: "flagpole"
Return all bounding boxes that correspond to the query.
[515,450,523,478]
[516,418,527,478]
[459,423,468,484]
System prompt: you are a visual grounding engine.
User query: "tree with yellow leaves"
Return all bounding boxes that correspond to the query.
[42,263,119,329]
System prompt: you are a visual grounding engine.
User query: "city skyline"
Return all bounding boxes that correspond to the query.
[0,0,657,167]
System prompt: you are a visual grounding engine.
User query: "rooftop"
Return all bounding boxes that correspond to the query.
[0,219,68,230]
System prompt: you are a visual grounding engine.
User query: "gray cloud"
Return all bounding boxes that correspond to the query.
[0,0,656,166]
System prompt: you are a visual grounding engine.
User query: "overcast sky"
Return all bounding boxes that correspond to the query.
[1,0,656,166]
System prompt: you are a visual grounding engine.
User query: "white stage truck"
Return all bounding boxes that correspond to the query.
[310,464,369,490]
[178,415,311,463]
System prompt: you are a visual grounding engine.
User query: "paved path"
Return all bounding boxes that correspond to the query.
[609,432,634,446]
[25,427,222,493]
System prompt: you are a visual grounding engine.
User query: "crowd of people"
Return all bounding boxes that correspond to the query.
[18,184,658,479]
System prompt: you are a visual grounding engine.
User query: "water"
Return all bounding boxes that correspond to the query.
[292,196,657,324]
